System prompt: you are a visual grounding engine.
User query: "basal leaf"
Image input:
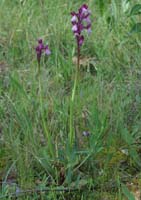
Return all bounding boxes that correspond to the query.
[121,183,135,200]
[130,4,141,16]
[131,23,141,33]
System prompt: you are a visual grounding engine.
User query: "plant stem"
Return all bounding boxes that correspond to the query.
[69,44,80,149]
[77,44,80,71]
[38,62,40,77]
[38,74,54,157]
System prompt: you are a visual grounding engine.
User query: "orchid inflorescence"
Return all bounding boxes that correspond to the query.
[35,4,91,64]
[35,39,51,65]
[71,4,91,47]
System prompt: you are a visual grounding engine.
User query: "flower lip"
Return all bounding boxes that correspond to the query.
[71,15,77,23]
[44,45,51,55]
[72,24,78,32]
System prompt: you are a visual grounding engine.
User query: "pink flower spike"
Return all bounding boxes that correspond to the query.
[71,4,91,47]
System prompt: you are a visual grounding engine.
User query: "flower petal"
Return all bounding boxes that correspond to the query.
[72,24,78,32]
[71,15,77,23]
[44,45,51,55]
[84,16,91,24]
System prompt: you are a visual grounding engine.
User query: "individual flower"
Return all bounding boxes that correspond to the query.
[82,131,90,137]
[44,45,51,55]
[71,4,91,47]
[35,39,51,64]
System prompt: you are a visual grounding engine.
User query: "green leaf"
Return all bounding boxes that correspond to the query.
[130,4,141,16]
[129,148,141,167]
[121,128,133,145]
[121,183,135,200]
[131,23,141,33]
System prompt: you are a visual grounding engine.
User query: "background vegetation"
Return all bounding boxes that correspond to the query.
[0,0,141,199]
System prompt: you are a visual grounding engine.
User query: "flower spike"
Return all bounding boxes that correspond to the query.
[71,4,91,47]
[35,39,51,64]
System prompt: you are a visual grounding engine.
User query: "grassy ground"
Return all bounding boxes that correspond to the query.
[0,0,141,199]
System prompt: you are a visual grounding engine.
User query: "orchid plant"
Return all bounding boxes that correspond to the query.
[69,4,91,148]
[35,39,53,157]
[34,4,91,152]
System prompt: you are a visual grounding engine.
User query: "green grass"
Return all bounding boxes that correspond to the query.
[0,0,141,199]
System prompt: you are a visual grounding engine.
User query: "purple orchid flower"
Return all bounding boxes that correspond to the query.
[71,4,91,47]
[35,39,51,64]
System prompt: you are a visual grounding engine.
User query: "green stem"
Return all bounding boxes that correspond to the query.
[38,62,40,77]
[69,45,80,149]
[38,74,54,157]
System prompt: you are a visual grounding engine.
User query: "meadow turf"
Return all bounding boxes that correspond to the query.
[0,0,141,199]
